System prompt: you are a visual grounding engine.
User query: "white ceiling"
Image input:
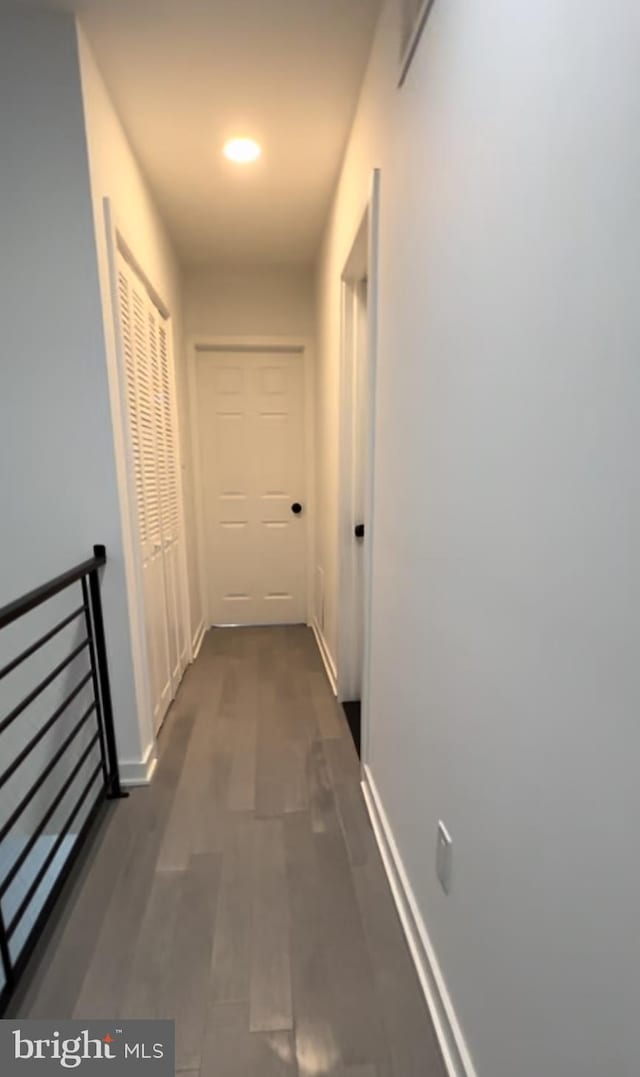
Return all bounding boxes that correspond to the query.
[8,0,382,267]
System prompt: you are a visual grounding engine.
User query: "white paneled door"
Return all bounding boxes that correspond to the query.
[196,349,307,626]
[117,253,186,732]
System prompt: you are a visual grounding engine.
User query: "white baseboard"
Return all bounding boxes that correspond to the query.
[311,617,338,695]
[361,765,478,1077]
[119,742,158,788]
[191,619,206,661]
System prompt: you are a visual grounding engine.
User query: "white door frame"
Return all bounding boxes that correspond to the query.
[102,198,192,776]
[337,170,380,767]
[187,335,316,630]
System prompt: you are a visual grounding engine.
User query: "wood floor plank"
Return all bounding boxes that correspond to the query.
[157,730,211,869]
[210,816,255,1004]
[323,739,372,868]
[224,651,259,813]
[255,702,310,818]
[309,672,345,739]
[202,718,232,845]
[307,739,336,835]
[353,851,448,1077]
[157,660,227,869]
[121,868,184,1019]
[298,627,326,673]
[249,819,293,1033]
[73,716,194,1018]
[313,824,392,1073]
[166,852,222,1072]
[284,811,346,1076]
[206,1000,250,1030]
[226,713,258,812]
[323,729,361,784]
[200,1023,296,1077]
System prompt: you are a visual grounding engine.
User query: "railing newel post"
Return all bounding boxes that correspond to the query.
[89,546,128,800]
[81,576,109,792]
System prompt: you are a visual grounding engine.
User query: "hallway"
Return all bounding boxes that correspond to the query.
[12,627,445,1077]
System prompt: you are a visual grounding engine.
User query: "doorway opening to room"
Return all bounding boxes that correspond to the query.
[337,171,380,762]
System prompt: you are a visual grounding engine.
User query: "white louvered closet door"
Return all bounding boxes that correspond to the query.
[116,253,184,733]
[156,319,186,683]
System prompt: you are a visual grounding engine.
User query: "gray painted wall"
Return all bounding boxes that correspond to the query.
[317,2,640,1074]
[0,12,140,765]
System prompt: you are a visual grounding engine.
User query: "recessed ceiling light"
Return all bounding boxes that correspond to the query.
[223,137,262,164]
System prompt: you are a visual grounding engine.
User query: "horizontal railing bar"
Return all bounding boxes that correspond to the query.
[0,549,106,631]
[0,730,101,901]
[0,671,93,791]
[0,640,89,736]
[0,703,98,844]
[6,760,103,940]
[0,605,87,682]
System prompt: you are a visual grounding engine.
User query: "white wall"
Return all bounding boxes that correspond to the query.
[316,3,640,1076]
[77,27,201,752]
[185,266,315,338]
[0,12,142,765]
[184,265,315,635]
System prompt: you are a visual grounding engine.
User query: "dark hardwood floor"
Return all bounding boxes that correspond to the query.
[9,626,446,1077]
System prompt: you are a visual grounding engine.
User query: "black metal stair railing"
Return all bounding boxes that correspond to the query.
[0,545,127,1014]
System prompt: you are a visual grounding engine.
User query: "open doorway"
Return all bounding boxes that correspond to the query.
[337,170,380,762]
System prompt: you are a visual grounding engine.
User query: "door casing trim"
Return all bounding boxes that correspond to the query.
[337,169,381,768]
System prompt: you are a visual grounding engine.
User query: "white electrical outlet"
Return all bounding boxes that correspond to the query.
[436,821,452,894]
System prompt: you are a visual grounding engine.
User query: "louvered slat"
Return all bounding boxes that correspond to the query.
[147,307,168,548]
[158,322,179,534]
[118,270,147,545]
[133,286,160,547]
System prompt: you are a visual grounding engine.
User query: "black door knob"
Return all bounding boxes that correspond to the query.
[291,502,303,515]
[354,523,365,539]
